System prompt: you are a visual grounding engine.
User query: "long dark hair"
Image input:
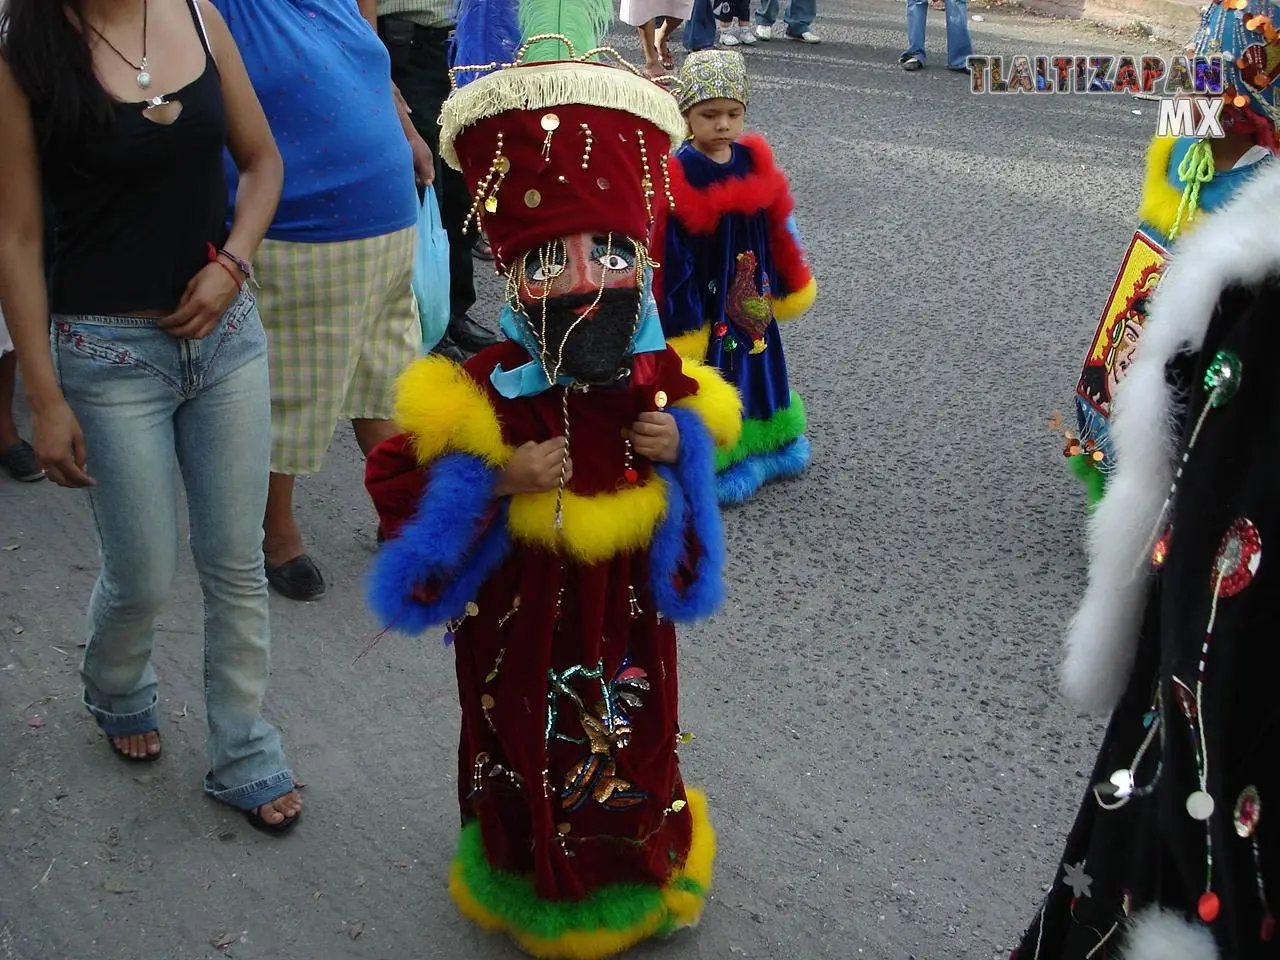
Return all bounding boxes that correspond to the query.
[0,0,113,152]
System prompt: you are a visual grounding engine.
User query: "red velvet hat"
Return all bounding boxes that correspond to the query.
[440,58,687,271]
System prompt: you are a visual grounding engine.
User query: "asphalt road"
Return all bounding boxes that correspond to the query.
[1,3,1188,958]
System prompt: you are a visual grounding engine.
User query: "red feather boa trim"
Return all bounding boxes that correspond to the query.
[651,134,812,304]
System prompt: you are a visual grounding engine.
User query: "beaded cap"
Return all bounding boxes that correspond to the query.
[676,50,749,114]
[1188,0,1280,145]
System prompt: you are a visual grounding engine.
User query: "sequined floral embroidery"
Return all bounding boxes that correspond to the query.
[546,659,652,812]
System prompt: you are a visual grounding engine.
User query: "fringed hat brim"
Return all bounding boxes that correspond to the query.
[440,61,686,170]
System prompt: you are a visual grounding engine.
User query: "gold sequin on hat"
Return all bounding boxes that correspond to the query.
[676,49,749,113]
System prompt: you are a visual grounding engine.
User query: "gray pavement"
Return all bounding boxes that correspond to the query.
[1,4,1186,958]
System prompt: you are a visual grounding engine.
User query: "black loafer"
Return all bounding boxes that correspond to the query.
[265,554,326,601]
[432,335,469,363]
[447,315,500,353]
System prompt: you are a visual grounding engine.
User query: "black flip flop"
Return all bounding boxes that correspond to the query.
[104,729,162,764]
[244,805,302,835]
[265,554,326,601]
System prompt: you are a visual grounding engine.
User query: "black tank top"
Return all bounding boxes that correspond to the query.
[44,0,229,315]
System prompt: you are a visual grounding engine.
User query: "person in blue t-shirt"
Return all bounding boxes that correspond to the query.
[214,0,434,601]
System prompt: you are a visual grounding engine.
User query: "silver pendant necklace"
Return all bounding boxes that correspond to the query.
[89,0,152,90]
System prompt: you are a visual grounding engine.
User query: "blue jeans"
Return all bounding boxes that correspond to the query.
[52,291,293,812]
[754,0,815,34]
[903,0,973,68]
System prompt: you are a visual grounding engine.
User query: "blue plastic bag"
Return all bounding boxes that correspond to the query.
[412,185,451,354]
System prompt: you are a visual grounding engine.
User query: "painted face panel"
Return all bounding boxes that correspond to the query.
[512,232,644,386]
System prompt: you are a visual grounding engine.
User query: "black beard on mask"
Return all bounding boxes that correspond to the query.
[523,287,641,386]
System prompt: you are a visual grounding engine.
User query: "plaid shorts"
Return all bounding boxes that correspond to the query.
[255,227,422,475]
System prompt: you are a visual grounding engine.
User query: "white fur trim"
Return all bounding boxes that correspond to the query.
[1118,907,1220,960]
[1062,159,1280,713]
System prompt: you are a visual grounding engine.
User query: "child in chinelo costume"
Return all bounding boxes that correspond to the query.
[1013,11,1280,956]
[1012,148,1280,960]
[1060,0,1278,506]
[362,3,742,957]
[653,50,817,505]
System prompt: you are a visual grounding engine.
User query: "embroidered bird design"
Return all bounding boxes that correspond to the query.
[725,250,773,355]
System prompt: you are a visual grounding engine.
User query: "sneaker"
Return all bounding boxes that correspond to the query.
[738,27,757,44]
[754,24,773,40]
[0,439,45,482]
[719,30,741,45]
[900,54,923,71]
[786,30,821,43]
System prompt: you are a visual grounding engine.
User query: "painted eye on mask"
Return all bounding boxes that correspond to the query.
[526,261,566,283]
[592,246,635,272]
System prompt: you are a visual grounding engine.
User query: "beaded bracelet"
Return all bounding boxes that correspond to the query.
[206,243,245,289]
[217,247,253,283]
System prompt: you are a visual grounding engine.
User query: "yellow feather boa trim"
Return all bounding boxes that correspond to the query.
[448,788,716,960]
[668,325,711,364]
[1136,135,1184,238]
[394,356,513,467]
[508,478,669,564]
[772,275,818,321]
[393,354,740,562]
[675,357,744,451]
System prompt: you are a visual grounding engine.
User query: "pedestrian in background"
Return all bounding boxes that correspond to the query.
[620,0,693,76]
[212,0,430,602]
[899,0,971,70]
[375,0,500,362]
[0,306,43,481]
[714,0,756,45]
[753,0,820,43]
[0,0,302,831]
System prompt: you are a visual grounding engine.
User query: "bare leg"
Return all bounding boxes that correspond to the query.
[262,473,303,568]
[0,352,19,449]
[655,17,682,68]
[351,418,400,458]
[637,21,662,78]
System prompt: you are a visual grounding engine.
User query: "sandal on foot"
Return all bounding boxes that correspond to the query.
[265,554,326,601]
[105,730,162,764]
[245,804,301,835]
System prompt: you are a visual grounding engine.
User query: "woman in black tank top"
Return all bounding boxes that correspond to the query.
[0,0,302,832]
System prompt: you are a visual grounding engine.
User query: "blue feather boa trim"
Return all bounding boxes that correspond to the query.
[367,453,512,636]
[716,435,811,506]
[650,406,726,622]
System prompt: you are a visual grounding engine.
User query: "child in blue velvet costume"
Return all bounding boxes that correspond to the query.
[652,49,817,505]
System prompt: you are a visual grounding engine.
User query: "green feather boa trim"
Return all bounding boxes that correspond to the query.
[1067,454,1107,510]
[715,392,807,472]
[452,821,686,940]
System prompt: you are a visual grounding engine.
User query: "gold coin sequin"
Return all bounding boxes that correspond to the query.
[557,822,571,835]
[480,694,495,710]
[541,113,560,131]
[671,799,687,812]
[484,196,498,214]
[494,156,511,174]
[524,189,542,208]
[654,390,668,409]
[465,601,480,617]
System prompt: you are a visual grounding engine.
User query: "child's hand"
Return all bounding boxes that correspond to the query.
[495,439,571,496]
[629,412,680,464]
